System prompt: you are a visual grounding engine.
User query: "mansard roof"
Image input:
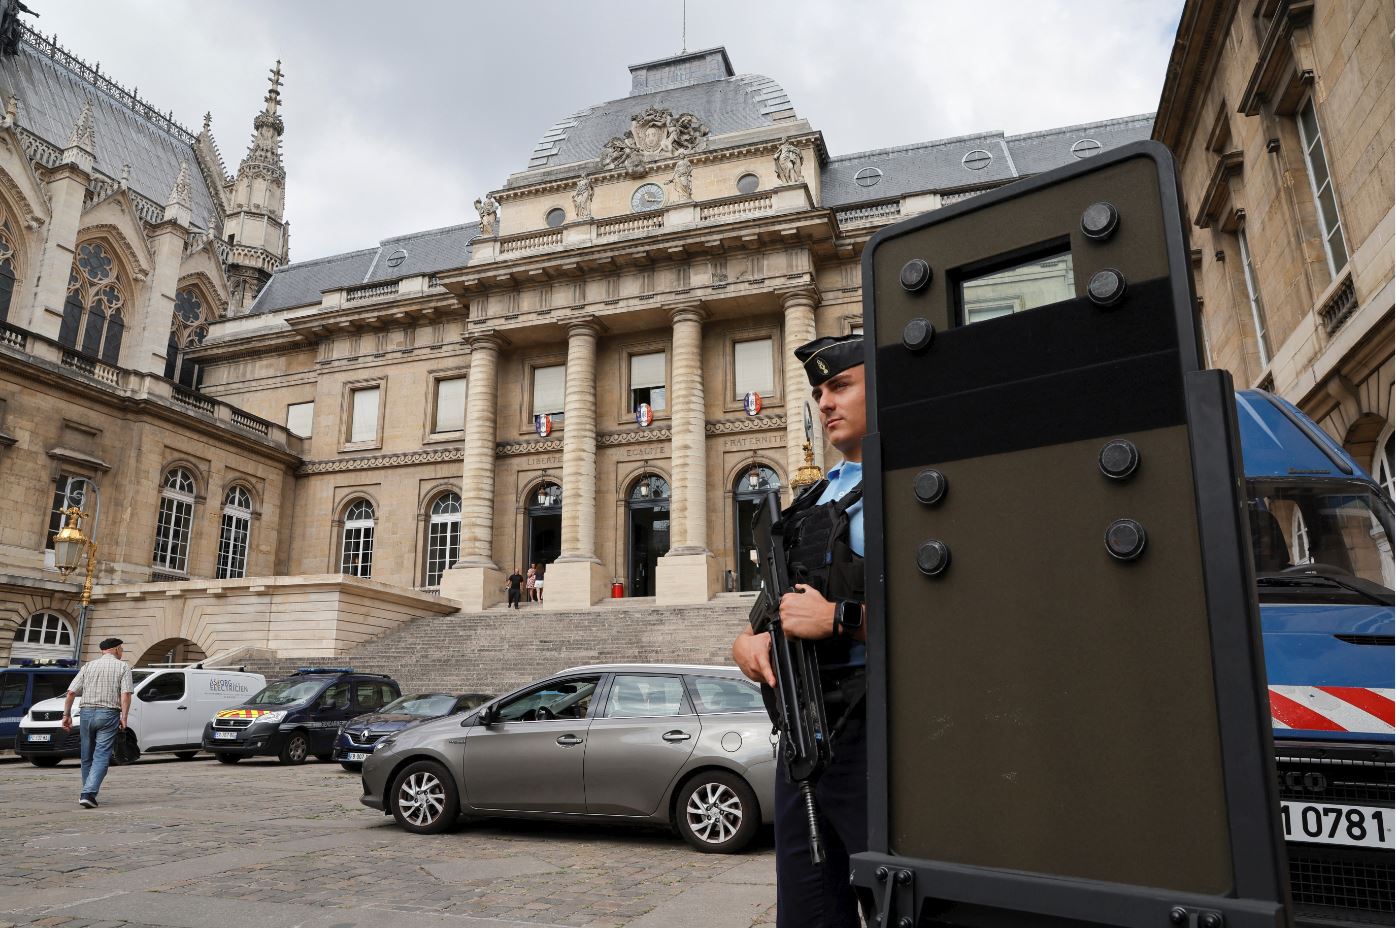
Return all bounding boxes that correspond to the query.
[518,47,797,178]
[250,222,477,314]
[822,113,1154,207]
[0,28,220,231]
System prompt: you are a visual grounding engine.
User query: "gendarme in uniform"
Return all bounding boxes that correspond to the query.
[773,333,869,928]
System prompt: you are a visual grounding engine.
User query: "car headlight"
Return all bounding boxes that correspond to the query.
[256,711,287,724]
[376,737,397,751]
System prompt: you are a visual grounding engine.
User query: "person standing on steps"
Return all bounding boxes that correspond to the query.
[526,564,538,603]
[506,567,525,609]
[62,637,134,809]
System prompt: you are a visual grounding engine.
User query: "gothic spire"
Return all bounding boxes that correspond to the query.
[66,98,94,152]
[239,60,285,179]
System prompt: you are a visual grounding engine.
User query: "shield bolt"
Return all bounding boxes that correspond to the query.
[1081,201,1120,240]
[895,870,913,886]
[1105,519,1147,560]
[902,317,935,353]
[1168,908,1188,926]
[1098,439,1140,480]
[1200,915,1222,928]
[898,919,913,928]
[899,258,932,292]
[913,469,947,505]
[875,866,889,882]
[1088,268,1128,307]
[916,540,951,577]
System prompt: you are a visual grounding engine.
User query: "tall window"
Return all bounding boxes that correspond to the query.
[1375,425,1395,503]
[46,475,97,550]
[152,468,197,574]
[532,364,566,423]
[433,377,466,433]
[423,492,461,588]
[1296,99,1348,275]
[733,337,774,399]
[1237,227,1271,368]
[57,242,126,364]
[349,386,381,443]
[629,352,666,413]
[12,612,74,657]
[164,287,214,389]
[286,401,313,438]
[0,220,18,326]
[341,499,375,578]
[216,486,253,580]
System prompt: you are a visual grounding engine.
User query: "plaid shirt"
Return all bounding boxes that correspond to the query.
[67,652,134,709]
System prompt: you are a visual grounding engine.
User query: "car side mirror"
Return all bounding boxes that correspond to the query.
[476,704,498,727]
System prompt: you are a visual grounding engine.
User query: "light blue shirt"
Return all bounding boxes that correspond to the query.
[815,460,863,557]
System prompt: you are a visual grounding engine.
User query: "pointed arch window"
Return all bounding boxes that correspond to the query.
[165,287,215,389]
[341,499,376,578]
[216,486,253,580]
[152,467,197,575]
[58,242,126,365]
[0,220,19,326]
[423,492,461,588]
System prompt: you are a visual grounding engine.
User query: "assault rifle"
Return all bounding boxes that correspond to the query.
[748,491,830,864]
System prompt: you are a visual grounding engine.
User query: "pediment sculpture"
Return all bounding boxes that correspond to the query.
[599,106,709,177]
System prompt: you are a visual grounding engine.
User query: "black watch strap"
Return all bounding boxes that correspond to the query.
[837,600,863,635]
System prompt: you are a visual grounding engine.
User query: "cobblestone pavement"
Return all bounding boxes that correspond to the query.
[0,755,777,928]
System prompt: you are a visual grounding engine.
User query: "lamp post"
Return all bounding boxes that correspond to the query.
[52,505,97,662]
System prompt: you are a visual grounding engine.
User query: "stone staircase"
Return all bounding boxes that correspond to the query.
[230,594,758,696]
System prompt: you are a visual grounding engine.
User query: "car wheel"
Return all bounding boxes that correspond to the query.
[278,732,309,765]
[389,760,459,834]
[174,751,198,760]
[339,762,362,772]
[28,755,61,768]
[675,771,760,853]
[215,754,241,764]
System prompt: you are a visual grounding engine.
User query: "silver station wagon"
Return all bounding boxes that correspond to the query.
[359,663,777,853]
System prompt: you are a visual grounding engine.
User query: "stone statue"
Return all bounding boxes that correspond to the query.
[670,158,693,202]
[0,1,37,59]
[572,174,593,220]
[598,108,709,177]
[0,94,15,129]
[474,194,499,237]
[775,140,804,185]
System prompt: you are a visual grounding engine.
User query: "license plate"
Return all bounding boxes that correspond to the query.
[214,731,238,740]
[346,752,367,762]
[27,733,50,743]
[1282,802,1392,848]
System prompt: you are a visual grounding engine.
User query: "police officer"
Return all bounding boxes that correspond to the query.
[733,333,867,928]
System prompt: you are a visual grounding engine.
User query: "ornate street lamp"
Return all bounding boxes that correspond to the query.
[52,506,97,661]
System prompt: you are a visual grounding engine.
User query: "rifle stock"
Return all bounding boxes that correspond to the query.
[749,492,831,864]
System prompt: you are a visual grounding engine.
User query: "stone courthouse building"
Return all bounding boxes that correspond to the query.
[36,8,1392,663]
[1155,0,1394,496]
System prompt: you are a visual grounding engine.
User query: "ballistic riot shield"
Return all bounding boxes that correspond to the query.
[851,141,1290,927]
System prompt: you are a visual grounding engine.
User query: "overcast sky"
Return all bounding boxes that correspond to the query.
[30,0,1183,262]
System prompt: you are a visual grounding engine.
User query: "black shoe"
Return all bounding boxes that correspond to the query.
[79,796,96,809]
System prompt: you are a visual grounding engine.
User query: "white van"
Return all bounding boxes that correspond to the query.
[16,665,266,766]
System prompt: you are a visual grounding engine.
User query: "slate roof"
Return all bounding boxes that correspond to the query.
[0,29,220,231]
[250,222,477,314]
[822,113,1154,208]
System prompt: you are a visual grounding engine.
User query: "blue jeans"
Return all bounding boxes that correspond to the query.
[78,707,121,799]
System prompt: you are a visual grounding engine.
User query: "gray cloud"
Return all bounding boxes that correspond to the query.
[29,0,1181,261]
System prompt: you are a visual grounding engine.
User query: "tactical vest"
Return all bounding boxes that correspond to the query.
[780,477,866,680]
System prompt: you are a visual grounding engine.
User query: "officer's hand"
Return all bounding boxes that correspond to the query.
[733,630,775,686]
[780,584,837,640]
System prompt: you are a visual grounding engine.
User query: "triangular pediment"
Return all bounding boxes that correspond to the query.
[0,124,51,229]
[78,188,153,280]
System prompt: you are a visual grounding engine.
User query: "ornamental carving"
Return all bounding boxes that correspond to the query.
[298,447,464,475]
[774,139,804,185]
[497,438,565,456]
[599,106,709,177]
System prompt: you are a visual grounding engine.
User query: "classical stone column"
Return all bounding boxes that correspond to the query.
[547,318,609,607]
[781,289,825,490]
[657,303,719,604]
[438,333,505,610]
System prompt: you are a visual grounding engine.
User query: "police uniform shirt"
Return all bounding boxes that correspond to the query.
[815,459,865,667]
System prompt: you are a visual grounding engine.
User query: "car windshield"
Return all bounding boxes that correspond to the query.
[380,694,457,717]
[247,679,323,706]
[1247,481,1395,601]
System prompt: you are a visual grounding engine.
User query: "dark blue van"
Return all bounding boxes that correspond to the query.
[1,660,79,755]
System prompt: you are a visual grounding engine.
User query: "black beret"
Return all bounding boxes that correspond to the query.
[99,637,123,650]
[794,335,864,387]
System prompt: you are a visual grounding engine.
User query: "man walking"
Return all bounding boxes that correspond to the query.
[506,567,525,609]
[61,637,134,809]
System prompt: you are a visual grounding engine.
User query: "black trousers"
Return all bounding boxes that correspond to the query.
[774,715,867,928]
[507,588,521,608]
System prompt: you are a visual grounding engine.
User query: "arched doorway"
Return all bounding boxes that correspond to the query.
[136,637,208,667]
[626,474,670,597]
[733,465,781,592]
[526,481,562,573]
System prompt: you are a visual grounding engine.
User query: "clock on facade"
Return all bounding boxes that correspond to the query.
[630,183,665,212]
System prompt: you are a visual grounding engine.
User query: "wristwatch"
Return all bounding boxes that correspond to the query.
[834,600,863,637]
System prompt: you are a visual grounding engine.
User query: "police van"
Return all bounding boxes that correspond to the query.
[16,665,265,765]
[1,659,79,753]
[202,668,400,765]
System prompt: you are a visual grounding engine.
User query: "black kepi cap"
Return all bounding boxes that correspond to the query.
[794,334,863,387]
[99,637,123,651]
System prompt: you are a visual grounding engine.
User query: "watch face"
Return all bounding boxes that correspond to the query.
[631,183,665,212]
